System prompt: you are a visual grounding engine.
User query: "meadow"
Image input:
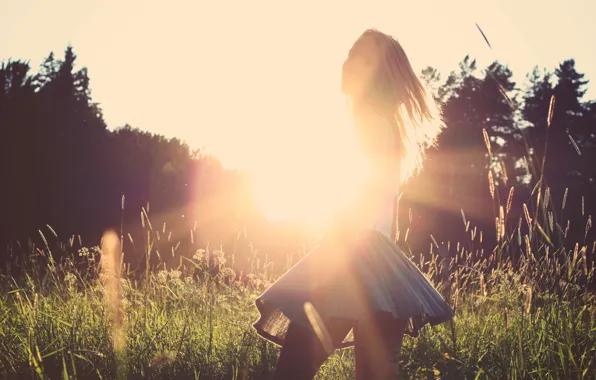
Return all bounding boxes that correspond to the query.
[1,185,595,380]
[2,96,596,379]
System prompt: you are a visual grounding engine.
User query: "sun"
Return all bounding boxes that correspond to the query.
[249,97,371,229]
[189,25,382,229]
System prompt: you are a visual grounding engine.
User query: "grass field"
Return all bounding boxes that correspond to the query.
[2,101,596,378]
[1,192,595,380]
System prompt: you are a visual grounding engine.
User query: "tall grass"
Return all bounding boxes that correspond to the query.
[2,99,596,379]
[2,179,595,379]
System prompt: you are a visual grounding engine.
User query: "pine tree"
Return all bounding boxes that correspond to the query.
[404,57,520,251]
[0,60,37,244]
[525,60,589,189]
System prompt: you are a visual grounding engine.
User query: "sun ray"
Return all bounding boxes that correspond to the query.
[248,101,372,229]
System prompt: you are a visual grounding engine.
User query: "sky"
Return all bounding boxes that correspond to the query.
[1,0,595,170]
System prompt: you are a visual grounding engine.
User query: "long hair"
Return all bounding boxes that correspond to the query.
[343,29,444,183]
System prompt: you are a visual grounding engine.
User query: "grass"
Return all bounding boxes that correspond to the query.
[1,96,596,379]
[1,187,595,380]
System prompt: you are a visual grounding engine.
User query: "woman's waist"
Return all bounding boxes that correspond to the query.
[337,199,395,227]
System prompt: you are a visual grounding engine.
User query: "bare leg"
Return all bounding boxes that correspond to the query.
[354,313,406,380]
[272,318,353,380]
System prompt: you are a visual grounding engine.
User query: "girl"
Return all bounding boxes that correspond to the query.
[253,29,454,379]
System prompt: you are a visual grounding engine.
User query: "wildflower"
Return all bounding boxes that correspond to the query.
[169,269,181,280]
[213,249,226,266]
[157,270,168,284]
[220,267,236,279]
[193,249,205,262]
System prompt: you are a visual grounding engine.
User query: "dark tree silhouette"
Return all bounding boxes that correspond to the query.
[402,57,520,254]
[0,60,37,244]
[522,60,594,245]
[1,46,595,275]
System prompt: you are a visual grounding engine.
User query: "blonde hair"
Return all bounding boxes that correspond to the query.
[345,29,444,182]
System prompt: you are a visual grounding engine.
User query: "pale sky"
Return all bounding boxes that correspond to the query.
[1,0,595,170]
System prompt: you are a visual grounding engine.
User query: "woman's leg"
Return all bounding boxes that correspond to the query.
[354,313,406,380]
[272,318,353,380]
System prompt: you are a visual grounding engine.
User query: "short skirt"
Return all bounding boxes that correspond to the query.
[253,226,454,348]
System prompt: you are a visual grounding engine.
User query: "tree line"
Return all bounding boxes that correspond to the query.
[1,46,594,270]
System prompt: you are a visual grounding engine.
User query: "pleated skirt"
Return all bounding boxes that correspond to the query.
[253,227,454,349]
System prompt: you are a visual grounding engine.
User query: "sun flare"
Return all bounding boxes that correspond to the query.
[249,98,371,229]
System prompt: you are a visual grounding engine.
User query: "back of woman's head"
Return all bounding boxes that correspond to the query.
[342,29,444,182]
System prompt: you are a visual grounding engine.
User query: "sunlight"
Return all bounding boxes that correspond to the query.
[249,95,371,228]
[5,0,524,230]
[25,0,541,229]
